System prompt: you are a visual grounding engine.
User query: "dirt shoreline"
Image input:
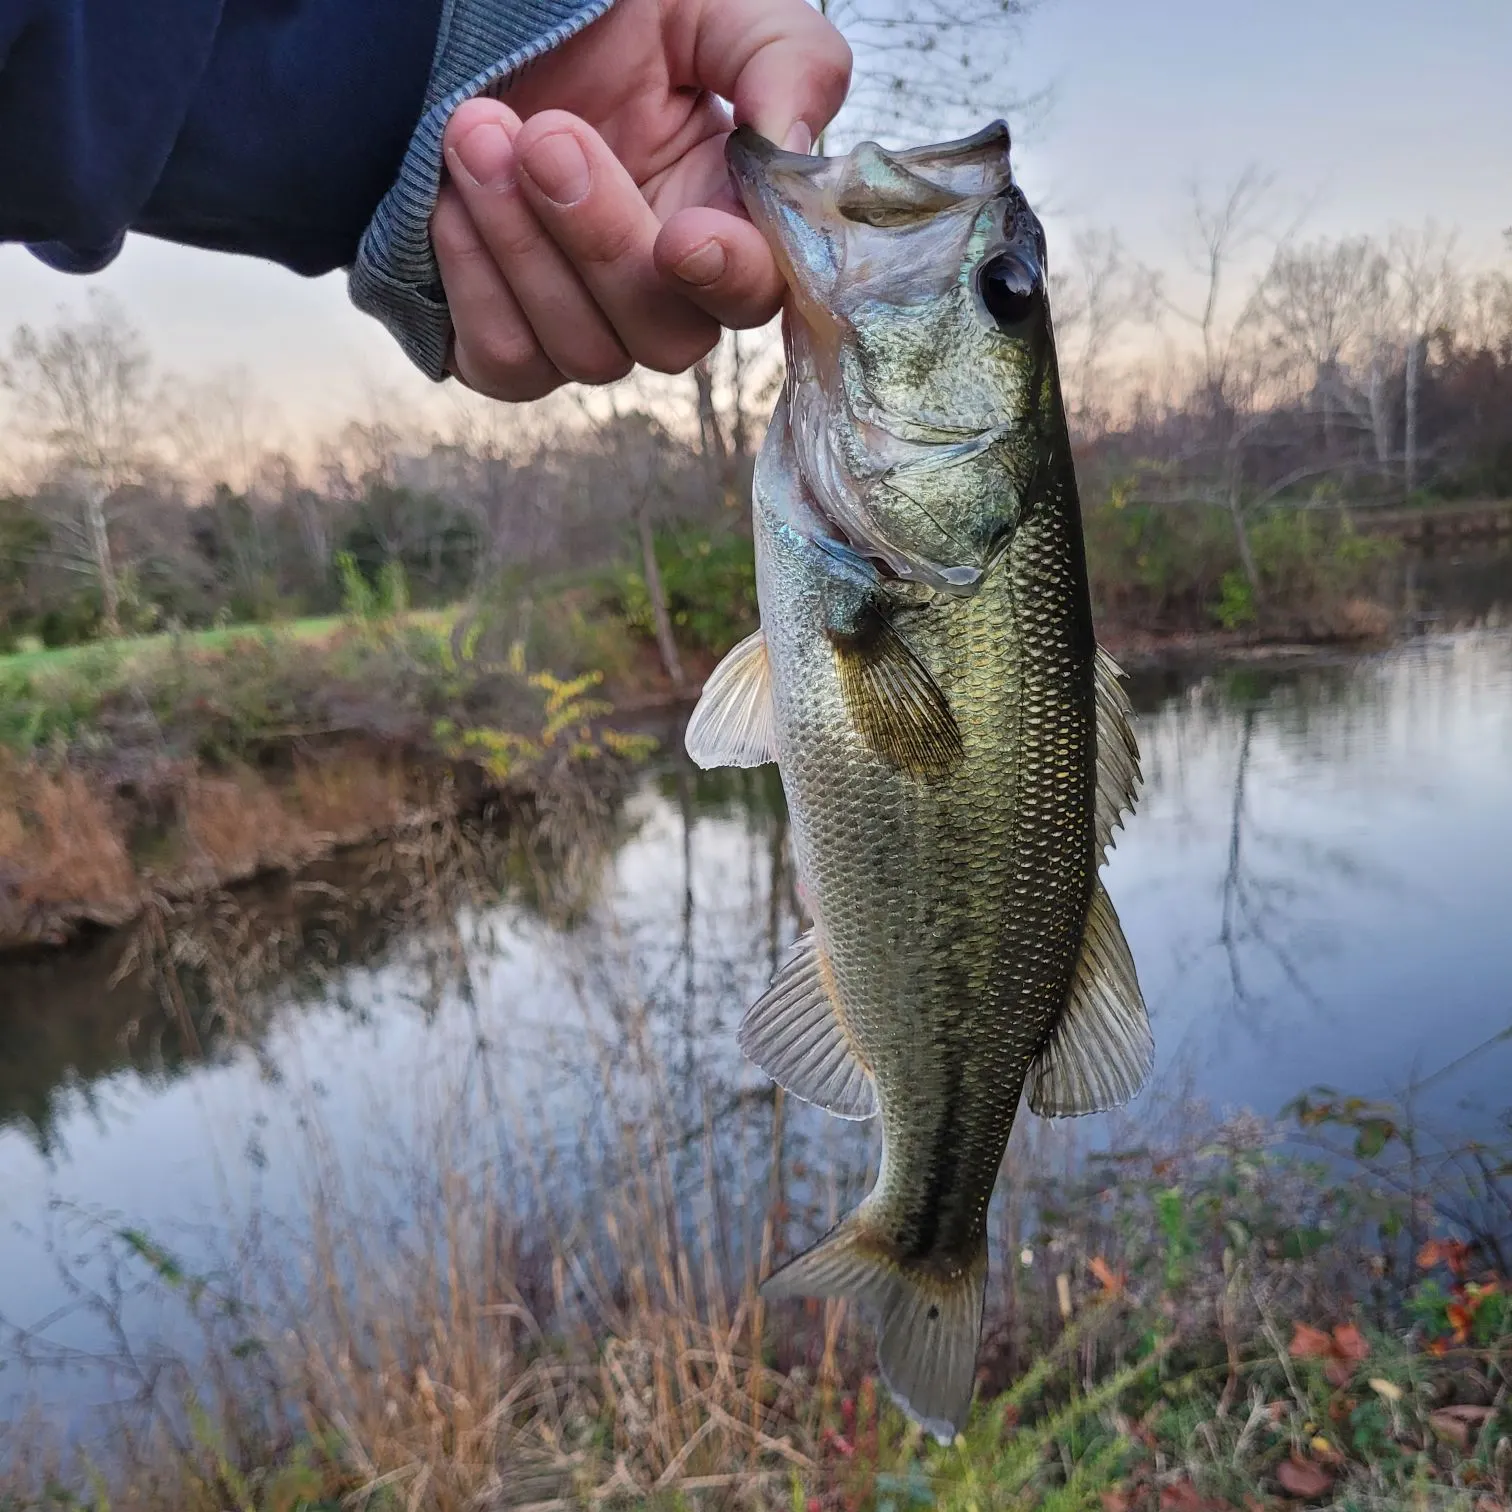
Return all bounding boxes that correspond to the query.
[0,625,1395,961]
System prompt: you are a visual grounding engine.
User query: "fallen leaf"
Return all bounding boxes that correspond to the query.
[1101,1493,1134,1512]
[1427,1403,1499,1451]
[1438,1404,1495,1424]
[1368,1377,1403,1402]
[1330,1323,1369,1362]
[1276,1456,1333,1499]
[1419,1238,1475,1275]
[1288,1323,1335,1359]
[1323,1360,1352,1389]
[1430,1404,1495,1449]
[1090,1254,1126,1295]
[1160,1483,1234,1511]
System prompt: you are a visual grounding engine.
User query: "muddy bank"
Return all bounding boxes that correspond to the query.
[0,735,649,956]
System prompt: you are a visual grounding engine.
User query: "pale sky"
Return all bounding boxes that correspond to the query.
[0,0,1506,447]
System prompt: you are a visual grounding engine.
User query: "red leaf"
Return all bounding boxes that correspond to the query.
[1276,1457,1333,1499]
[1161,1486,1206,1511]
[1090,1255,1126,1295]
[1330,1323,1369,1362]
[1323,1359,1352,1389]
[1101,1494,1134,1512]
[1288,1323,1335,1359]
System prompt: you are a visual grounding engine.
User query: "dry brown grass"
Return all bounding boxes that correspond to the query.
[178,765,322,887]
[0,749,461,951]
[0,760,138,930]
[291,750,413,844]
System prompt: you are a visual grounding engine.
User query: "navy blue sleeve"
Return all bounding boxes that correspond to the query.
[0,0,444,277]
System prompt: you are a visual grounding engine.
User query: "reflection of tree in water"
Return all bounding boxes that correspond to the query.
[1136,635,1512,1088]
[1217,709,1326,1016]
[0,768,648,1154]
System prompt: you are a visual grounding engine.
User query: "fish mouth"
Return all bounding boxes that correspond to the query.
[728,124,1022,595]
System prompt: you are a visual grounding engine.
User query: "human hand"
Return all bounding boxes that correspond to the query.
[432,0,850,400]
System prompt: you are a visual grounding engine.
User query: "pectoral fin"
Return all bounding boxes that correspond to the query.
[828,607,963,778]
[1029,881,1152,1117]
[739,930,877,1119]
[1093,646,1142,863]
[684,629,776,769]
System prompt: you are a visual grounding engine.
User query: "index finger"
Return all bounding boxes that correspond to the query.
[676,0,852,147]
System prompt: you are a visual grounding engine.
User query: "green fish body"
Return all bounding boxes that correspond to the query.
[686,123,1150,1442]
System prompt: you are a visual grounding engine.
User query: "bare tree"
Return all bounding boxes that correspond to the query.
[1051,229,1152,434]
[819,0,1043,149]
[1390,223,1461,496]
[165,366,275,498]
[1255,236,1389,450]
[0,294,158,634]
[1144,168,1280,594]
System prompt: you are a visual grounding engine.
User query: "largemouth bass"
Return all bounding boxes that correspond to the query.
[685,122,1151,1442]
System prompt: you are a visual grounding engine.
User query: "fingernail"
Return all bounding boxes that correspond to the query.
[673,240,727,287]
[521,131,590,206]
[449,119,516,190]
[783,122,813,155]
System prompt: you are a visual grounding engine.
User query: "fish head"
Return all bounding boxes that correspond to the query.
[729,122,1058,594]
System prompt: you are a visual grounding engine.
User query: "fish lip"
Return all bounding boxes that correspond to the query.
[725,126,820,201]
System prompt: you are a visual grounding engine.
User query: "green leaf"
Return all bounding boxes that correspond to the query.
[1282,1226,1331,1260]
[1354,1119,1396,1159]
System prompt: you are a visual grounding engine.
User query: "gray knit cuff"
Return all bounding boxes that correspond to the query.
[350,0,618,381]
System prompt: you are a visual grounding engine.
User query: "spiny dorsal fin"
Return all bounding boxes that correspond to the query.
[1028,880,1152,1117]
[1094,645,1141,864]
[739,930,877,1120]
[684,629,776,769]
[761,1209,987,1445]
[828,607,963,779]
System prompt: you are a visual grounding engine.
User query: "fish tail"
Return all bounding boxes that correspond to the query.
[761,1210,987,1443]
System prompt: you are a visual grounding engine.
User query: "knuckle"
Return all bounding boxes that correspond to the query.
[431,203,480,267]
[458,326,545,387]
[640,326,719,376]
[576,213,641,269]
[489,207,546,262]
[563,344,634,386]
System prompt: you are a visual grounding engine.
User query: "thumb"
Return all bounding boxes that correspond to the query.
[680,0,852,148]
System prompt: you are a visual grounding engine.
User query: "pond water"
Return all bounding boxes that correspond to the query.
[3,568,1512,1428]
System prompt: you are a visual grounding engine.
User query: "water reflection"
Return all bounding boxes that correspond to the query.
[3,629,1512,1423]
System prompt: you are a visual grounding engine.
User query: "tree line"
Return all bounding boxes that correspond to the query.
[0,204,1506,652]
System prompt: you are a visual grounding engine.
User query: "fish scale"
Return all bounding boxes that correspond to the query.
[685,121,1152,1441]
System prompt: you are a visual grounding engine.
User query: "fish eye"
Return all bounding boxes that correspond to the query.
[976,248,1043,330]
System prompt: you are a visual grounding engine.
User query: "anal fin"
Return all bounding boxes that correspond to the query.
[762,1209,987,1445]
[739,930,877,1120]
[1029,881,1152,1117]
[685,629,776,769]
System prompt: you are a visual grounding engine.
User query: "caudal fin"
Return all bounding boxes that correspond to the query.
[761,1212,987,1443]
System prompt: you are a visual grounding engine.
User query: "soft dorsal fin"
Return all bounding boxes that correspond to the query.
[684,629,777,769]
[828,607,964,779]
[1028,881,1152,1118]
[739,930,877,1120]
[1094,646,1141,864]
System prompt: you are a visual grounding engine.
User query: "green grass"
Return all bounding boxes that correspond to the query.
[0,611,459,677]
